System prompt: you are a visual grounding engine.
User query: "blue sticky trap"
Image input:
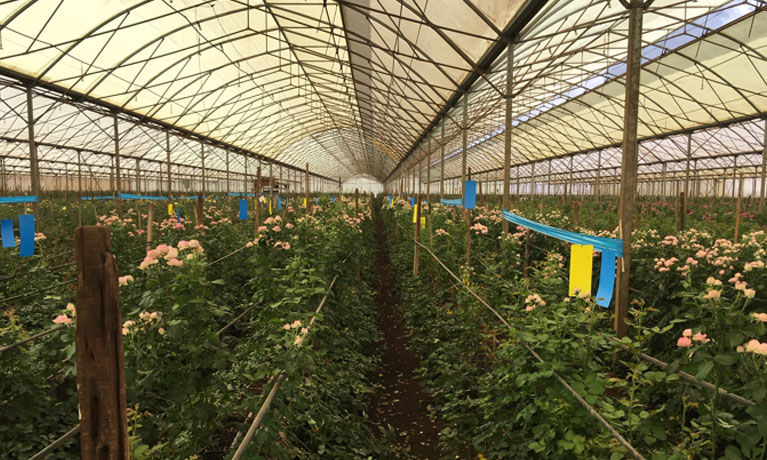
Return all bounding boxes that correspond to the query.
[388,195,392,205]
[315,197,319,204]
[1,219,15,248]
[596,250,617,308]
[409,197,414,206]
[239,199,248,220]
[464,180,477,209]
[278,197,282,210]
[177,208,181,223]
[18,214,35,257]
[331,196,335,203]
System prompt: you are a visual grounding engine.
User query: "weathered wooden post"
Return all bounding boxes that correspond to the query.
[75,226,129,460]
[305,162,310,212]
[735,173,744,244]
[146,202,154,248]
[678,192,686,231]
[414,193,422,276]
[355,188,359,217]
[255,165,261,231]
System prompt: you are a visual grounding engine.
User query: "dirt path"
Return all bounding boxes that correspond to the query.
[370,207,443,459]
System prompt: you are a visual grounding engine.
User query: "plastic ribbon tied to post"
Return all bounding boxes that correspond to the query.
[81,195,116,200]
[117,193,168,201]
[440,198,463,207]
[502,209,621,308]
[0,195,39,204]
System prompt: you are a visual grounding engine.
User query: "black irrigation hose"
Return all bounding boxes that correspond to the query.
[0,324,65,354]
[0,278,78,305]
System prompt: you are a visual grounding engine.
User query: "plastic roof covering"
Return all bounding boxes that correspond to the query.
[396,0,767,188]
[0,0,527,182]
[1,1,766,187]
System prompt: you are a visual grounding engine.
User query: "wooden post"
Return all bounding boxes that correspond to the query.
[615,0,646,339]
[440,120,446,200]
[146,203,154,248]
[113,114,122,217]
[305,162,310,212]
[166,131,172,200]
[503,43,513,233]
[678,192,685,231]
[573,201,581,227]
[414,193,422,276]
[197,194,204,227]
[200,143,206,197]
[735,173,744,243]
[78,150,83,227]
[255,165,261,229]
[269,162,274,214]
[465,168,472,266]
[761,118,767,212]
[27,86,41,216]
[74,226,129,460]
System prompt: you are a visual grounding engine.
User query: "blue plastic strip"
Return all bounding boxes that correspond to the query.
[464,180,477,209]
[409,197,415,206]
[176,208,181,223]
[176,195,205,200]
[502,210,623,257]
[239,200,248,220]
[440,198,463,206]
[18,214,35,257]
[331,196,335,203]
[596,250,617,308]
[118,193,168,201]
[1,219,14,248]
[388,195,392,205]
[229,192,256,197]
[278,197,283,210]
[81,195,116,200]
[0,195,38,204]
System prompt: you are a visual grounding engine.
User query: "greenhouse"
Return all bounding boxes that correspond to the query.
[1,0,767,458]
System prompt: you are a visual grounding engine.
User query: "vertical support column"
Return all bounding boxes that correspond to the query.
[75,226,129,460]
[200,143,206,197]
[426,135,432,205]
[26,87,40,215]
[503,43,513,233]
[305,162,310,212]
[135,158,141,194]
[0,157,5,195]
[414,192,422,276]
[567,156,574,200]
[440,120,445,199]
[515,166,520,200]
[78,151,83,227]
[255,165,261,228]
[615,0,647,339]
[113,114,122,217]
[760,118,767,212]
[732,157,737,199]
[661,162,667,202]
[596,151,602,201]
[225,149,230,196]
[166,132,172,200]
[530,162,536,199]
[547,159,552,196]
[461,93,468,201]
[269,163,274,214]
[683,133,692,217]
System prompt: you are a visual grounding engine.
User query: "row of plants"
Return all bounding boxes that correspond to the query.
[385,195,767,459]
[1,195,389,459]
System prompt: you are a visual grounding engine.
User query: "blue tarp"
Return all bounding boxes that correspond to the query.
[1,219,14,248]
[0,196,38,204]
[18,214,35,257]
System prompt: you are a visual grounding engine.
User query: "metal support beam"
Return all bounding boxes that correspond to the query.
[761,119,767,211]
[596,151,602,200]
[440,120,445,199]
[201,143,206,196]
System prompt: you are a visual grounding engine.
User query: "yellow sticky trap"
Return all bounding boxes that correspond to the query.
[269,200,272,214]
[420,216,426,229]
[412,204,418,223]
[569,244,593,297]
[303,198,307,207]
[168,204,173,216]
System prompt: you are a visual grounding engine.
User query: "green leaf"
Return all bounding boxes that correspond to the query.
[714,352,738,366]
[696,361,714,380]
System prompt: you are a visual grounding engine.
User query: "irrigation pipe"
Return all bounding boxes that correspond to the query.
[607,337,755,407]
[27,423,80,460]
[412,237,647,460]
[231,274,339,460]
[1,324,65,353]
